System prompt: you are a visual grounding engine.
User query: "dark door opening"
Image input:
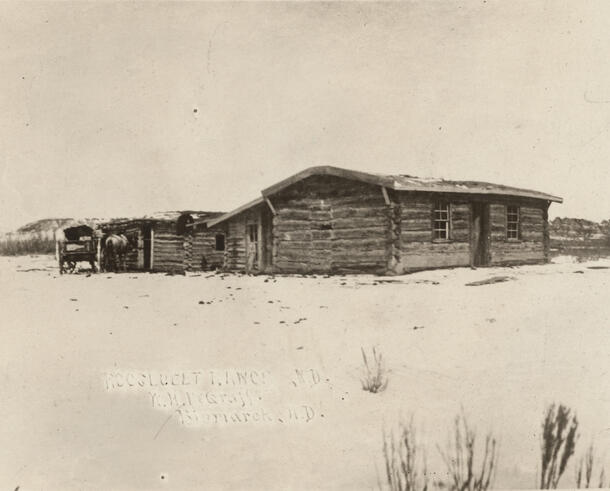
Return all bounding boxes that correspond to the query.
[472,203,490,267]
[143,226,152,270]
[246,223,259,271]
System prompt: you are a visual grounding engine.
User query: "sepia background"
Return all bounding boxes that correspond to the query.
[2,1,610,230]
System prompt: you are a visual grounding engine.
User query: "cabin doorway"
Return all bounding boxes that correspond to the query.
[246,223,259,271]
[472,203,490,267]
[143,225,153,270]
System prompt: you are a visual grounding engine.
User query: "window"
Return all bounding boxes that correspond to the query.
[507,206,520,240]
[247,224,258,243]
[215,233,225,251]
[433,201,450,240]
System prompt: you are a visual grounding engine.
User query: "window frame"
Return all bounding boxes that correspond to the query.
[506,205,521,241]
[432,200,451,242]
[214,233,226,252]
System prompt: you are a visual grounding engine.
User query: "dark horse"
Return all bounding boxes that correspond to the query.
[103,234,131,272]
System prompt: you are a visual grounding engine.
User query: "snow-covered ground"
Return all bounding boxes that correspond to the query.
[0,255,608,490]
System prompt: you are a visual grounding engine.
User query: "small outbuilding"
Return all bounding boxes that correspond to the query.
[100,211,223,273]
[193,166,562,275]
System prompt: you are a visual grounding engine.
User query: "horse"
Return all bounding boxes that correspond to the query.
[103,234,131,272]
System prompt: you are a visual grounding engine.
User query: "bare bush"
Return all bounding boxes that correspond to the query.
[540,403,578,489]
[382,417,428,491]
[360,346,388,393]
[0,235,55,256]
[437,410,498,491]
[576,443,606,488]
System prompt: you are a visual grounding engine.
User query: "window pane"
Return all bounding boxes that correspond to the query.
[506,206,519,239]
[433,201,450,239]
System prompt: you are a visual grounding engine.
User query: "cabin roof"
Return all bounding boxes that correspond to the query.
[102,210,225,228]
[262,166,563,203]
[204,197,265,228]
[200,165,563,227]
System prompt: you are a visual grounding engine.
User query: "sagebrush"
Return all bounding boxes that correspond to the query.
[361,346,388,393]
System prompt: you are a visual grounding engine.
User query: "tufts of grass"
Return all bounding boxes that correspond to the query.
[361,346,388,394]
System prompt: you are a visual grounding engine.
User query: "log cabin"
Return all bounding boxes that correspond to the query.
[100,211,223,273]
[192,166,562,275]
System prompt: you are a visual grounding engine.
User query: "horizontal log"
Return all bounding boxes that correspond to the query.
[332,227,386,239]
[401,230,433,242]
[309,240,334,250]
[399,253,470,270]
[274,220,314,232]
[332,238,387,248]
[276,240,313,250]
[311,230,333,240]
[276,231,312,241]
[402,242,469,253]
[276,209,312,220]
[332,208,387,219]
[401,210,433,221]
[310,211,333,220]
[332,217,386,229]
[451,219,470,229]
[332,251,386,260]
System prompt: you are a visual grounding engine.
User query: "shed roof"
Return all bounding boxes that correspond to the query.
[102,210,224,228]
[204,197,265,228]
[201,165,563,227]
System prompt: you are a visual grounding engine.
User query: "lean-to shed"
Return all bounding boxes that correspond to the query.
[193,166,562,275]
[100,211,223,273]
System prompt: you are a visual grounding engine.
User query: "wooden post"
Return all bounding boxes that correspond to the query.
[96,238,101,272]
[150,228,155,270]
[381,186,400,274]
[258,216,264,271]
[265,197,277,216]
[381,186,391,206]
[137,229,144,269]
[543,201,550,263]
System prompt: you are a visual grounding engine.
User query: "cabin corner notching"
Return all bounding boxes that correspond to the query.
[193,166,562,275]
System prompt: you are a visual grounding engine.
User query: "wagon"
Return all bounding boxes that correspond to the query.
[56,224,102,274]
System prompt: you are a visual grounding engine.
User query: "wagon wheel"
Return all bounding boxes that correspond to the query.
[64,261,77,274]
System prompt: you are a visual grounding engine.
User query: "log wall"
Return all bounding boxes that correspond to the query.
[271,175,389,274]
[190,225,226,271]
[396,193,471,273]
[220,177,552,274]
[488,202,546,265]
[151,221,187,273]
[224,214,247,271]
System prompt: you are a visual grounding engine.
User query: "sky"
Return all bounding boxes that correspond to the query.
[1,1,610,232]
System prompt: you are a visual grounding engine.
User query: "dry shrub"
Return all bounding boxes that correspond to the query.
[540,403,578,489]
[361,346,388,393]
[0,235,55,255]
[382,417,428,491]
[437,410,498,491]
[576,443,606,489]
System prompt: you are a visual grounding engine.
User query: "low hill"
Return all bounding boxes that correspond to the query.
[550,217,609,242]
[550,217,609,245]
